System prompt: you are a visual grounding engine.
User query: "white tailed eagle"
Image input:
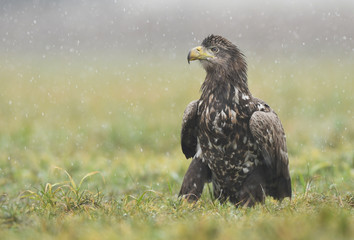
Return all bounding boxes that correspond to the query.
[179,35,291,206]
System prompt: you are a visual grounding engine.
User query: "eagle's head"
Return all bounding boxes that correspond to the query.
[187,35,246,74]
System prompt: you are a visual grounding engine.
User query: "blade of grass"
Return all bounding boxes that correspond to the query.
[54,166,77,190]
[78,171,105,189]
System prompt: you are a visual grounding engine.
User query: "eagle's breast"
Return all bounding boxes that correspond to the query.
[197,83,261,189]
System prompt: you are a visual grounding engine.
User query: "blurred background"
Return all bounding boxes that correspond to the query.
[1,0,354,59]
[0,0,353,196]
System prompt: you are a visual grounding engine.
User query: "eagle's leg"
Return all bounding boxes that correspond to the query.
[238,165,267,207]
[211,179,228,203]
[179,156,212,202]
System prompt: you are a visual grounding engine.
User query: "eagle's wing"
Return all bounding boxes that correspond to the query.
[249,110,291,198]
[181,100,199,159]
[179,100,212,201]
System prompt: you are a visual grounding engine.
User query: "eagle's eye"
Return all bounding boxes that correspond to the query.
[210,47,219,53]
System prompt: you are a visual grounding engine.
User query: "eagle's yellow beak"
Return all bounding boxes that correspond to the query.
[187,46,214,64]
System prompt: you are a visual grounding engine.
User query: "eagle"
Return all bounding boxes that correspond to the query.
[178,35,291,206]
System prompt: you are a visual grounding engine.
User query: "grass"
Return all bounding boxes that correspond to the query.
[0,55,353,239]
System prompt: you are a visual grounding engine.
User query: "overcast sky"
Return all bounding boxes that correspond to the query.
[1,0,353,60]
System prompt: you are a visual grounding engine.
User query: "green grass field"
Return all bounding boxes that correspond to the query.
[0,56,353,239]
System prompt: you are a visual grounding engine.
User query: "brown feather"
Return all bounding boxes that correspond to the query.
[181,100,199,159]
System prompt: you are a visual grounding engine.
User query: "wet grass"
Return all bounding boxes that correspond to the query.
[0,56,353,239]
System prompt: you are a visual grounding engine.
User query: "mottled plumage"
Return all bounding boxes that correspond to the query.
[179,35,291,206]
